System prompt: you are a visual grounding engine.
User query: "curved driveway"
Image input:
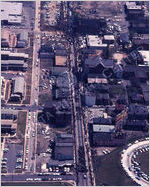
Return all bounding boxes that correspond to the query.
[121,140,149,186]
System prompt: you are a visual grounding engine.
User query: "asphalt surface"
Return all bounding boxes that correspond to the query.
[2,173,75,182]
[121,140,149,186]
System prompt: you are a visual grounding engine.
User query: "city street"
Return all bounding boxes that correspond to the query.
[24,0,41,173]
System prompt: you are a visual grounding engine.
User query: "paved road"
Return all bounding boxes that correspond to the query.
[2,173,75,182]
[1,104,43,111]
[26,0,41,173]
[121,140,149,186]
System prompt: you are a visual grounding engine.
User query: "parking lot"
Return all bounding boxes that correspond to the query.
[2,143,24,173]
[36,123,55,172]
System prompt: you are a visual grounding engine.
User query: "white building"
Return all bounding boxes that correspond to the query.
[1,2,23,24]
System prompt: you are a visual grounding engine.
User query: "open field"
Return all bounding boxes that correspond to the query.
[17,111,27,143]
[92,147,137,186]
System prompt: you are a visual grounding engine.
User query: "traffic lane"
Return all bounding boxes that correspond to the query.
[2,173,75,181]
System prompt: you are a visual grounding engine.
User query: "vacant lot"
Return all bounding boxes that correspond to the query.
[92,147,137,186]
[17,111,27,144]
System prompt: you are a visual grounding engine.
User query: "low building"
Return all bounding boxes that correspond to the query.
[1,60,27,72]
[128,104,149,120]
[91,124,126,147]
[84,92,96,107]
[1,109,18,120]
[1,50,29,60]
[54,134,74,161]
[86,35,103,48]
[55,56,67,66]
[54,88,70,100]
[1,120,17,136]
[103,35,115,44]
[1,30,17,48]
[17,31,28,48]
[10,77,25,101]
[123,119,148,131]
[1,2,23,25]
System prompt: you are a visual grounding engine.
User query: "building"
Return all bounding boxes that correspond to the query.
[1,77,6,101]
[103,35,115,44]
[1,51,29,60]
[128,104,149,120]
[55,56,67,66]
[84,92,96,107]
[55,111,71,126]
[1,30,17,48]
[1,2,23,25]
[123,119,148,131]
[125,2,144,16]
[54,134,74,161]
[54,88,70,100]
[91,124,126,147]
[138,50,149,66]
[10,77,25,101]
[17,31,28,48]
[1,120,17,136]
[86,35,102,48]
[132,34,149,46]
[1,109,18,120]
[1,60,27,72]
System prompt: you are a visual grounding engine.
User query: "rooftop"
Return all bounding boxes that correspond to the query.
[12,77,25,94]
[1,2,22,23]
[104,35,115,40]
[86,35,102,47]
[93,124,115,133]
[138,50,149,65]
[55,56,67,66]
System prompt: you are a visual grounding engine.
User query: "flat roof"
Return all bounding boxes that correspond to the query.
[93,124,115,133]
[104,35,115,40]
[55,56,67,66]
[1,50,29,58]
[86,35,102,47]
[1,2,22,23]
[138,50,149,64]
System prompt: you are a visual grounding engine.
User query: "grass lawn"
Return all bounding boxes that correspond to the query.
[2,182,72,186]
[92,147,138,186]
[17,111,27,143]
[135,151,149,176]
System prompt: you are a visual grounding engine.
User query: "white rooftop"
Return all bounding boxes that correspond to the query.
[1,2,22,23]
[93,124,115,133]
[86,35,102,47]
[138,50,149,64]
[104,35,115,40]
